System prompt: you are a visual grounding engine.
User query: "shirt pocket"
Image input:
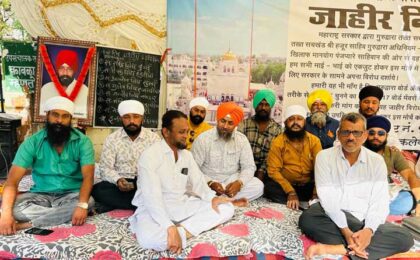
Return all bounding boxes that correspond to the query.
[226,149,240,169]
[175,172,189,189]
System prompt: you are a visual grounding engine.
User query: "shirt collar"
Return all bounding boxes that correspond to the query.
[338,145,367,164]
[160,139,173,154]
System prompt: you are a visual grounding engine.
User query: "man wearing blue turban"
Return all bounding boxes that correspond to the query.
[238,89,282,181]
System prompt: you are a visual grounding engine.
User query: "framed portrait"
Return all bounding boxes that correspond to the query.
[34,37,97,126]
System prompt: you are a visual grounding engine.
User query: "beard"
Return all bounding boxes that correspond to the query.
[217,127,233,140]
[123,123,142,137]
[59,75,73,87]
[284,124,306,140]
[310,111,327,128]
[46,121,72,146]
[255,109,270,122]
[174,140,187,150]
[189,111,205,125]
[364,139,387,152]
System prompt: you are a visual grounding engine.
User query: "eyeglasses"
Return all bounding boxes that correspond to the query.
[339,130,364,137]
[368,129,386,136]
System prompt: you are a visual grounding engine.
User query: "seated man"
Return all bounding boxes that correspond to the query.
[186,97,212,150]
[299,113,413,260]
[364,115,420,216]
[129,110,234,253]
[358,85,401,149]
[305,89,339,149]
[192,102,263,201]
[92,100,160,213]
[0,96,95,235]
[238,89,282,180]
[265,105,321,210]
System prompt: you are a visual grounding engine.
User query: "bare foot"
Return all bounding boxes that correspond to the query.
[16,222,32,231]
[232,198,249,207]
[305,243,346,260]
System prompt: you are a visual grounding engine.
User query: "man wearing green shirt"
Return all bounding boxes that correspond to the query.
[0,96,95,235]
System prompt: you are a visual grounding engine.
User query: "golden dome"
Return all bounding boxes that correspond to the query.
[222,50,237,61]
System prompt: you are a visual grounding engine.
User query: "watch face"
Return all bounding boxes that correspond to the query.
[77,202,89,209]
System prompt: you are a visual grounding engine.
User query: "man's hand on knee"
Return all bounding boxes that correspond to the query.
[286,192,299,210]
[349,228,372,258]
[167,226,182,254]
[71,207,88,226]
[0,214,17,236]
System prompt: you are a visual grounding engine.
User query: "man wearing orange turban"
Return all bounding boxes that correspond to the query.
[40,49,89,118]
[305,89,339,149]
[191,102,263,202]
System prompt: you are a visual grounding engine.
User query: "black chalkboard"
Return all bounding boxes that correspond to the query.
[94,46,160,128]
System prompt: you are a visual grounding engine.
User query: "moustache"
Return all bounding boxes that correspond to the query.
[291,124,301,128]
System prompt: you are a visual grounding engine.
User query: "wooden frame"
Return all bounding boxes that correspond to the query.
[34,37,97,126]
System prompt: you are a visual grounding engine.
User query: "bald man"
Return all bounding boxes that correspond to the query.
[192,102,263,201]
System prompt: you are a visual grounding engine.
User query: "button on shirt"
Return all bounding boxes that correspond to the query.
[267,133,322,194]
[186,118,212,150]
[315,146,389,232]
[98,128,160,184]
[12,128,95,193]
[131,140,215,230]
[191,128,256,184]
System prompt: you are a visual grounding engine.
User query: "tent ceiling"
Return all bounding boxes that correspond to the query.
[11,0,166,54]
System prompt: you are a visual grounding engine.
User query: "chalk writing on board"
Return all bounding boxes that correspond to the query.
[94,46,161,128]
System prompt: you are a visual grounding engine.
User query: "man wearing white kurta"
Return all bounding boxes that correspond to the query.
[192,102,263,201]
[299,113,413,260]
[129,110,234,253]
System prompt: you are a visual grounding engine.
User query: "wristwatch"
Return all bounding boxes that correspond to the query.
[77,202,89,210]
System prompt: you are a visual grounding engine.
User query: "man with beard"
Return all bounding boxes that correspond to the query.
[92,100,160,213]
[365,116,420,216]
[299,113,413,260]
[192,102,263,201]
[265,105,322,210]
[186,97,212,150]
[0,96,95,235]
[358,85,401,149]
[40,49,89,118]
[238,89,282,181]
[305,89,339,149]
[129,110,234,252]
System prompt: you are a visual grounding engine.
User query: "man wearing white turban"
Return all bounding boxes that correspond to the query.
[266,105,322,210]
[92,100,160,213]
[186,97,212,150]
[0,96,95,235]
